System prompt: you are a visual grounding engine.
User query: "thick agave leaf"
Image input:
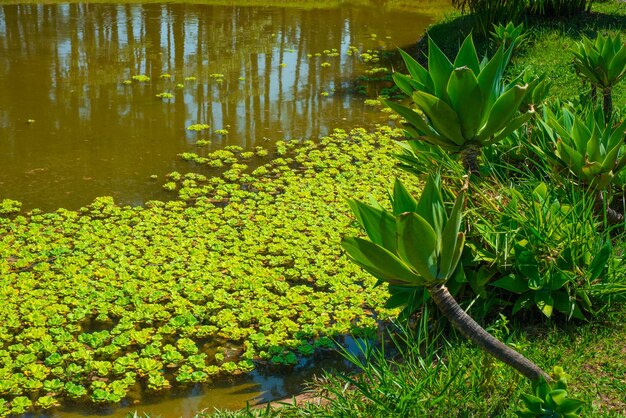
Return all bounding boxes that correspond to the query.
[453,34,480,75]
[427,36,454,100]
[447,67,483,140]
[393,73,424,97]
[341,237,425,286]
[581,161,604,178]
[383,100,459,150]
[396,212,438,282]
[556,140,585,178]
[476,45,507,124]
[347,199,397,253]
[412,91,465,145]
[570,117,592,154]
[477,84,528,143]
[484,112,533,146]
[392,179,418,216]
[398,49,434,93]
[438,188,466,280]
[415,174,447,249]
[608,45,626,80]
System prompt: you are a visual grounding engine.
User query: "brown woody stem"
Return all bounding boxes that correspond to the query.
[427,283,551,382]
[603,87,613,123]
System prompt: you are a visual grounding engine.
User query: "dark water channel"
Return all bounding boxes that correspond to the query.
[48,336,364,418]
[0,1,447,211]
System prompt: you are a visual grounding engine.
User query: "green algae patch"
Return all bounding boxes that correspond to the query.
[0,126,417,415]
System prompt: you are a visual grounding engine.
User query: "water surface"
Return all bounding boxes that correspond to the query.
[0,1,447,211]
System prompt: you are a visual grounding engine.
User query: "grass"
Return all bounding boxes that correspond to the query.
[418,1,626,105]
[203,304,626,417]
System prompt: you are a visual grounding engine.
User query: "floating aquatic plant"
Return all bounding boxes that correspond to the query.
[131,74,150,82]
[186,124,210,131]
[0,127,411,414]
[156,92,174,99]
[0,199,21,215]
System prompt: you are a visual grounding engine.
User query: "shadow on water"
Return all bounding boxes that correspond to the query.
[0,1,448,211]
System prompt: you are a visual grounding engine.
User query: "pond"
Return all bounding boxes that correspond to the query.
[0,1,448,212]
[0,0,449,418]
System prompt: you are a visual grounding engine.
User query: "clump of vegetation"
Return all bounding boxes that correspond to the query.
[0,127,409,415]
[0,199,21,216]
[131,74,150,82]
[187,124,211,131]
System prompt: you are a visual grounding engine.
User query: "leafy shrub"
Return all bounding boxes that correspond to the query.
[473,182,610,319]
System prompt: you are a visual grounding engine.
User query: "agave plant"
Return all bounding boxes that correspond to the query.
[516,367,584,418]
[387,34,534,173]
[540,105,626,191]
[342,174,550,382]
[572,34,626,119]
[491,21,527,50]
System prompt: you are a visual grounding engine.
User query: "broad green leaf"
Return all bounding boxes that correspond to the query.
[453,34,480,75]
[520,394,545,414]
[396,213,438,282]
[447,67,483,140]
[427,36,453,100]
[412,91,465,146]
[492,274,528,293]
[478,84,528,141]
[438,189,465,279]
[347,199,397,253]
[513,293,533,315]
[534,290,554,317]
[341,237,424,285]
[392,179,418,215]
[588,242,611,281]
[558,398,584,414]
[547,389,568,408]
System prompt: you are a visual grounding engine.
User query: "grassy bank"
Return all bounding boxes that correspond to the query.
[209,305,626,417]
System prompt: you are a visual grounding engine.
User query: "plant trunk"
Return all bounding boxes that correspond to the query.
[595,191,624,225]
[427,283,551,383]
[461,144,480,175]
[603,87,613,122]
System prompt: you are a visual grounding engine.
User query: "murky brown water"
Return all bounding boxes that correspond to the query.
[0,1,447,211]
[1,2,448,416]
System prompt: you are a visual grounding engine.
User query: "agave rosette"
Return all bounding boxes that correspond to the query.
[572,33,626,89]
[540,105,626,189]
[386,34,534,152]
[342,175,465,292]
